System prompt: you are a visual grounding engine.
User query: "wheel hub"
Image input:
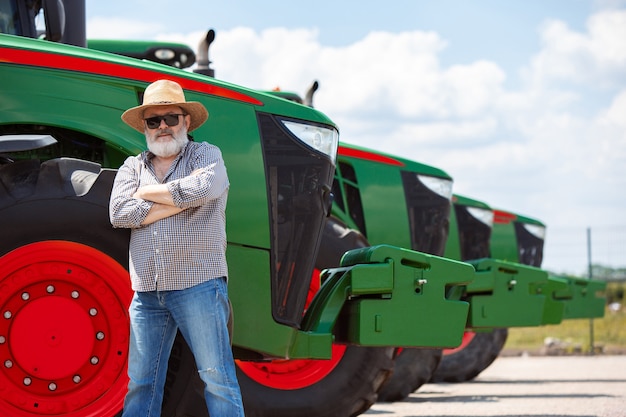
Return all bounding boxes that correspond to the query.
[0,241,131,416]
[10,293,95,382]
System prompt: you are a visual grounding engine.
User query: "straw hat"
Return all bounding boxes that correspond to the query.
[121,79,209,133]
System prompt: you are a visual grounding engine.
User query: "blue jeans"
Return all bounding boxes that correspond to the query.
[122,278,244,417]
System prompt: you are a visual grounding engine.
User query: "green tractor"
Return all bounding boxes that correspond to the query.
[0,2,482,416]
[0,29,336,417]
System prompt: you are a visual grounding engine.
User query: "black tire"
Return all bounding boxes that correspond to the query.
[235,216,395,417]
[0,159,130,263]
[377,347,442,402]
[430,328,508,383]
[315,216,370,268]
[238,346,394,417]
[0,158,201,417]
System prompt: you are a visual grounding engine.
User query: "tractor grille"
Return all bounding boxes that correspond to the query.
[258,113,335,327]
[401,171,450,256]
[514,222,544,267]
[454,204,491,261]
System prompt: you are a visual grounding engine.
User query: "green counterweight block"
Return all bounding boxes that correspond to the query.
[537,276,569,325]
[304,245,474,349]
[549,275,607,320]
[465,259,549,329]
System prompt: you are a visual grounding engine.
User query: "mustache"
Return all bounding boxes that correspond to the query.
[156,128,174,136]
[147,128,175,141]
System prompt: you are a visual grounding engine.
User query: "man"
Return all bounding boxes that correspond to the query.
[109,79,244,417]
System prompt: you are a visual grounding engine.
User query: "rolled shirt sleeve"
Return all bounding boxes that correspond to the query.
[167,145,229,209]
[109,156,154,229]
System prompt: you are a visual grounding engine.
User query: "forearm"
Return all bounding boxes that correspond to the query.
[133,184,176,206]
[133,184,188,225]
[141,203,184,225]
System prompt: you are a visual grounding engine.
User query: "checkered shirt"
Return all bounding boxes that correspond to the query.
[109,141,229,292]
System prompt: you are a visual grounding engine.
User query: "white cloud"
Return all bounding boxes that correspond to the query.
[525,9,626,88]
[389,118,500,147]
[86,17,163,39]
[599,88,626,130]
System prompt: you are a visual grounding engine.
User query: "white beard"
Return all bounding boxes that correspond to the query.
[146,127,189,157]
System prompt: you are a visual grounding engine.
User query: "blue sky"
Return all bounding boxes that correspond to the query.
[84,0,626,276]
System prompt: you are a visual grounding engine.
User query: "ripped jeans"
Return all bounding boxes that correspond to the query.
[122,278,244,417]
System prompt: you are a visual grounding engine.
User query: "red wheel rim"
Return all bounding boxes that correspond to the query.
[443,331,476,355]
[0,241,132,416]
[236,344,347,390]
[237,268,347,389]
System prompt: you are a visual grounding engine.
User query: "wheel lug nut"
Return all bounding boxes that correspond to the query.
[4,360,13,368]
[96,331,105,341]
[46,285,55,294]
[90,356,99,365]
[23,377,32,386]
[21,292,30,301]
[71,291,80,299]
[0,336,5,344]
[89,308,98,316]
[3,311,12,319]
[73,375,81,384]
[48,382,57,391]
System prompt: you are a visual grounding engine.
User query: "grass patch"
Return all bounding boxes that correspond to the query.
[506,282,626,355]
[505,306,626,354]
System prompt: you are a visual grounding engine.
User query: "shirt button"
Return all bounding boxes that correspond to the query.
[153,231,158,236]
[155,248,160,253]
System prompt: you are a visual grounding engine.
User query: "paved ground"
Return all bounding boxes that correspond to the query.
[364,355,626,417]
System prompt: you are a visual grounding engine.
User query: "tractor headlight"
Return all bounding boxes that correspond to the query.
[281,120,339,164]
[417,175,453,200]
[523,224,546,240]
[467,207,494,227]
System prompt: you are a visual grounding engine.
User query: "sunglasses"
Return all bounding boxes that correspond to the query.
[144,113,186,129]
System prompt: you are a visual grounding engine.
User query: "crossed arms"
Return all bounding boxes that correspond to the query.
[132,183,184,225]
[110,165,213,229]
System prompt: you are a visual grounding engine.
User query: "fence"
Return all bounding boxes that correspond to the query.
[543,225,626,279]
